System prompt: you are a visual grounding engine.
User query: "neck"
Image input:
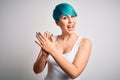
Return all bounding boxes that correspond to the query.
[60,32,77,41]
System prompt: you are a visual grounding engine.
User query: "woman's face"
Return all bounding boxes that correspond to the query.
[56,15,77,34]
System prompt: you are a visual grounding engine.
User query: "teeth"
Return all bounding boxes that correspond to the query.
[67,25,74,31]
[68,26,73,28]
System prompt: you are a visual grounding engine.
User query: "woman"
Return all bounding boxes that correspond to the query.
[33,3,92,80]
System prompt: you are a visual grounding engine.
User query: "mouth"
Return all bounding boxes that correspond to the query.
[67,25,75,31]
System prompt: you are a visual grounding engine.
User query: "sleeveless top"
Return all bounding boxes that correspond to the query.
[44,36,82,80]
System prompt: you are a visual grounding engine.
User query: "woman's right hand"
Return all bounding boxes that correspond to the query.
[33,31,52,74]
[35,31,52,56]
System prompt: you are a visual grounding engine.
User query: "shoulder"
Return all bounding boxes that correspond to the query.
[79,37,92,49]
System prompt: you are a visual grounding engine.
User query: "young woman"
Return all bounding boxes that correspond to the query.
[33,3,92,80]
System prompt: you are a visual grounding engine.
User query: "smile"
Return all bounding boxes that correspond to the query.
[67,25,75,31]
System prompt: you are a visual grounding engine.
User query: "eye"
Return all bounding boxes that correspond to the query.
[71,15,75,18]
[62,16,67,20]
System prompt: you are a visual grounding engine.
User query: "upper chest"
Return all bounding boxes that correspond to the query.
[55,36,79,54]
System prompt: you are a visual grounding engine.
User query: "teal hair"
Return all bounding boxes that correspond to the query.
[52,3,77,21]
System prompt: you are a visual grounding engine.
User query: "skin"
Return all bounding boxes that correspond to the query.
[33,15,92,79]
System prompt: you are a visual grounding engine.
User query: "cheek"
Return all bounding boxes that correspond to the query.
[58,22,67,30]
[73,18,76,22]
[59,21,67,26]
[73,20,77,25]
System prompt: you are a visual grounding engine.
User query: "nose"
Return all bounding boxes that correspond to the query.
[68,16,72,23]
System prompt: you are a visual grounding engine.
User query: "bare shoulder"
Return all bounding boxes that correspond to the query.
[79,38,92,49]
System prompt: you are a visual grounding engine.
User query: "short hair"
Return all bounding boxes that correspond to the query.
[52,3,77,21]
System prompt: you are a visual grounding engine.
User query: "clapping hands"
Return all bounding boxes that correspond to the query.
[35,31,57,55]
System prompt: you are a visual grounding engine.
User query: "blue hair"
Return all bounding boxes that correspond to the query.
[53,3,77,21]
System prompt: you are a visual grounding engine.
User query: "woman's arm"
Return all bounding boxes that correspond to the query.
[51,38,92,79]
[37,33,92,79]
[33,49,49,74]
[33,32,51,74]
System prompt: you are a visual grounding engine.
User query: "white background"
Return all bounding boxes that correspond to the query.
[0,0,120,80]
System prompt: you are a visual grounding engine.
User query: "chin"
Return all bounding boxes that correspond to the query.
[67,30,76,34]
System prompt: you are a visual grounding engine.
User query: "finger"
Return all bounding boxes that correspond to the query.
[46,31,50,39]
[44,31,50,38]
[44,32,47,37]
[36,32,41,41]
[46,31,49,38]
[35,40,46,50]
[51,33,53,36]
[36,33,43,43]
[36,35,45,48]
[38,32,47,41]
[36,32,41,37]
[35,41,42,47]
[36,32,46,42]
[50,35,55,42]
[45,31,50,39]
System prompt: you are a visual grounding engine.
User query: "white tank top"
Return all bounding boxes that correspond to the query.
[44,36,82,80]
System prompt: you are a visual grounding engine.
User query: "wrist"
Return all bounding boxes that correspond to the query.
[42,49,49,57]
[50,50,59,57]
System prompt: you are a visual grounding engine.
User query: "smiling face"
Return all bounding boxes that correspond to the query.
[56,15,77,35]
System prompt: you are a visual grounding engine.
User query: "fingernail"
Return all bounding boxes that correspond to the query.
[38,32,41,35]
[51,34,53,36]
[35,40,37,43]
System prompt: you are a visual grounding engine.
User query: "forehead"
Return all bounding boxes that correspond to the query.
[60,15,67,17]
[60,15,75,18]
[59,15,68,19]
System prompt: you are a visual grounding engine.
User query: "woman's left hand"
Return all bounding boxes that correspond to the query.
[35,32,57,55]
